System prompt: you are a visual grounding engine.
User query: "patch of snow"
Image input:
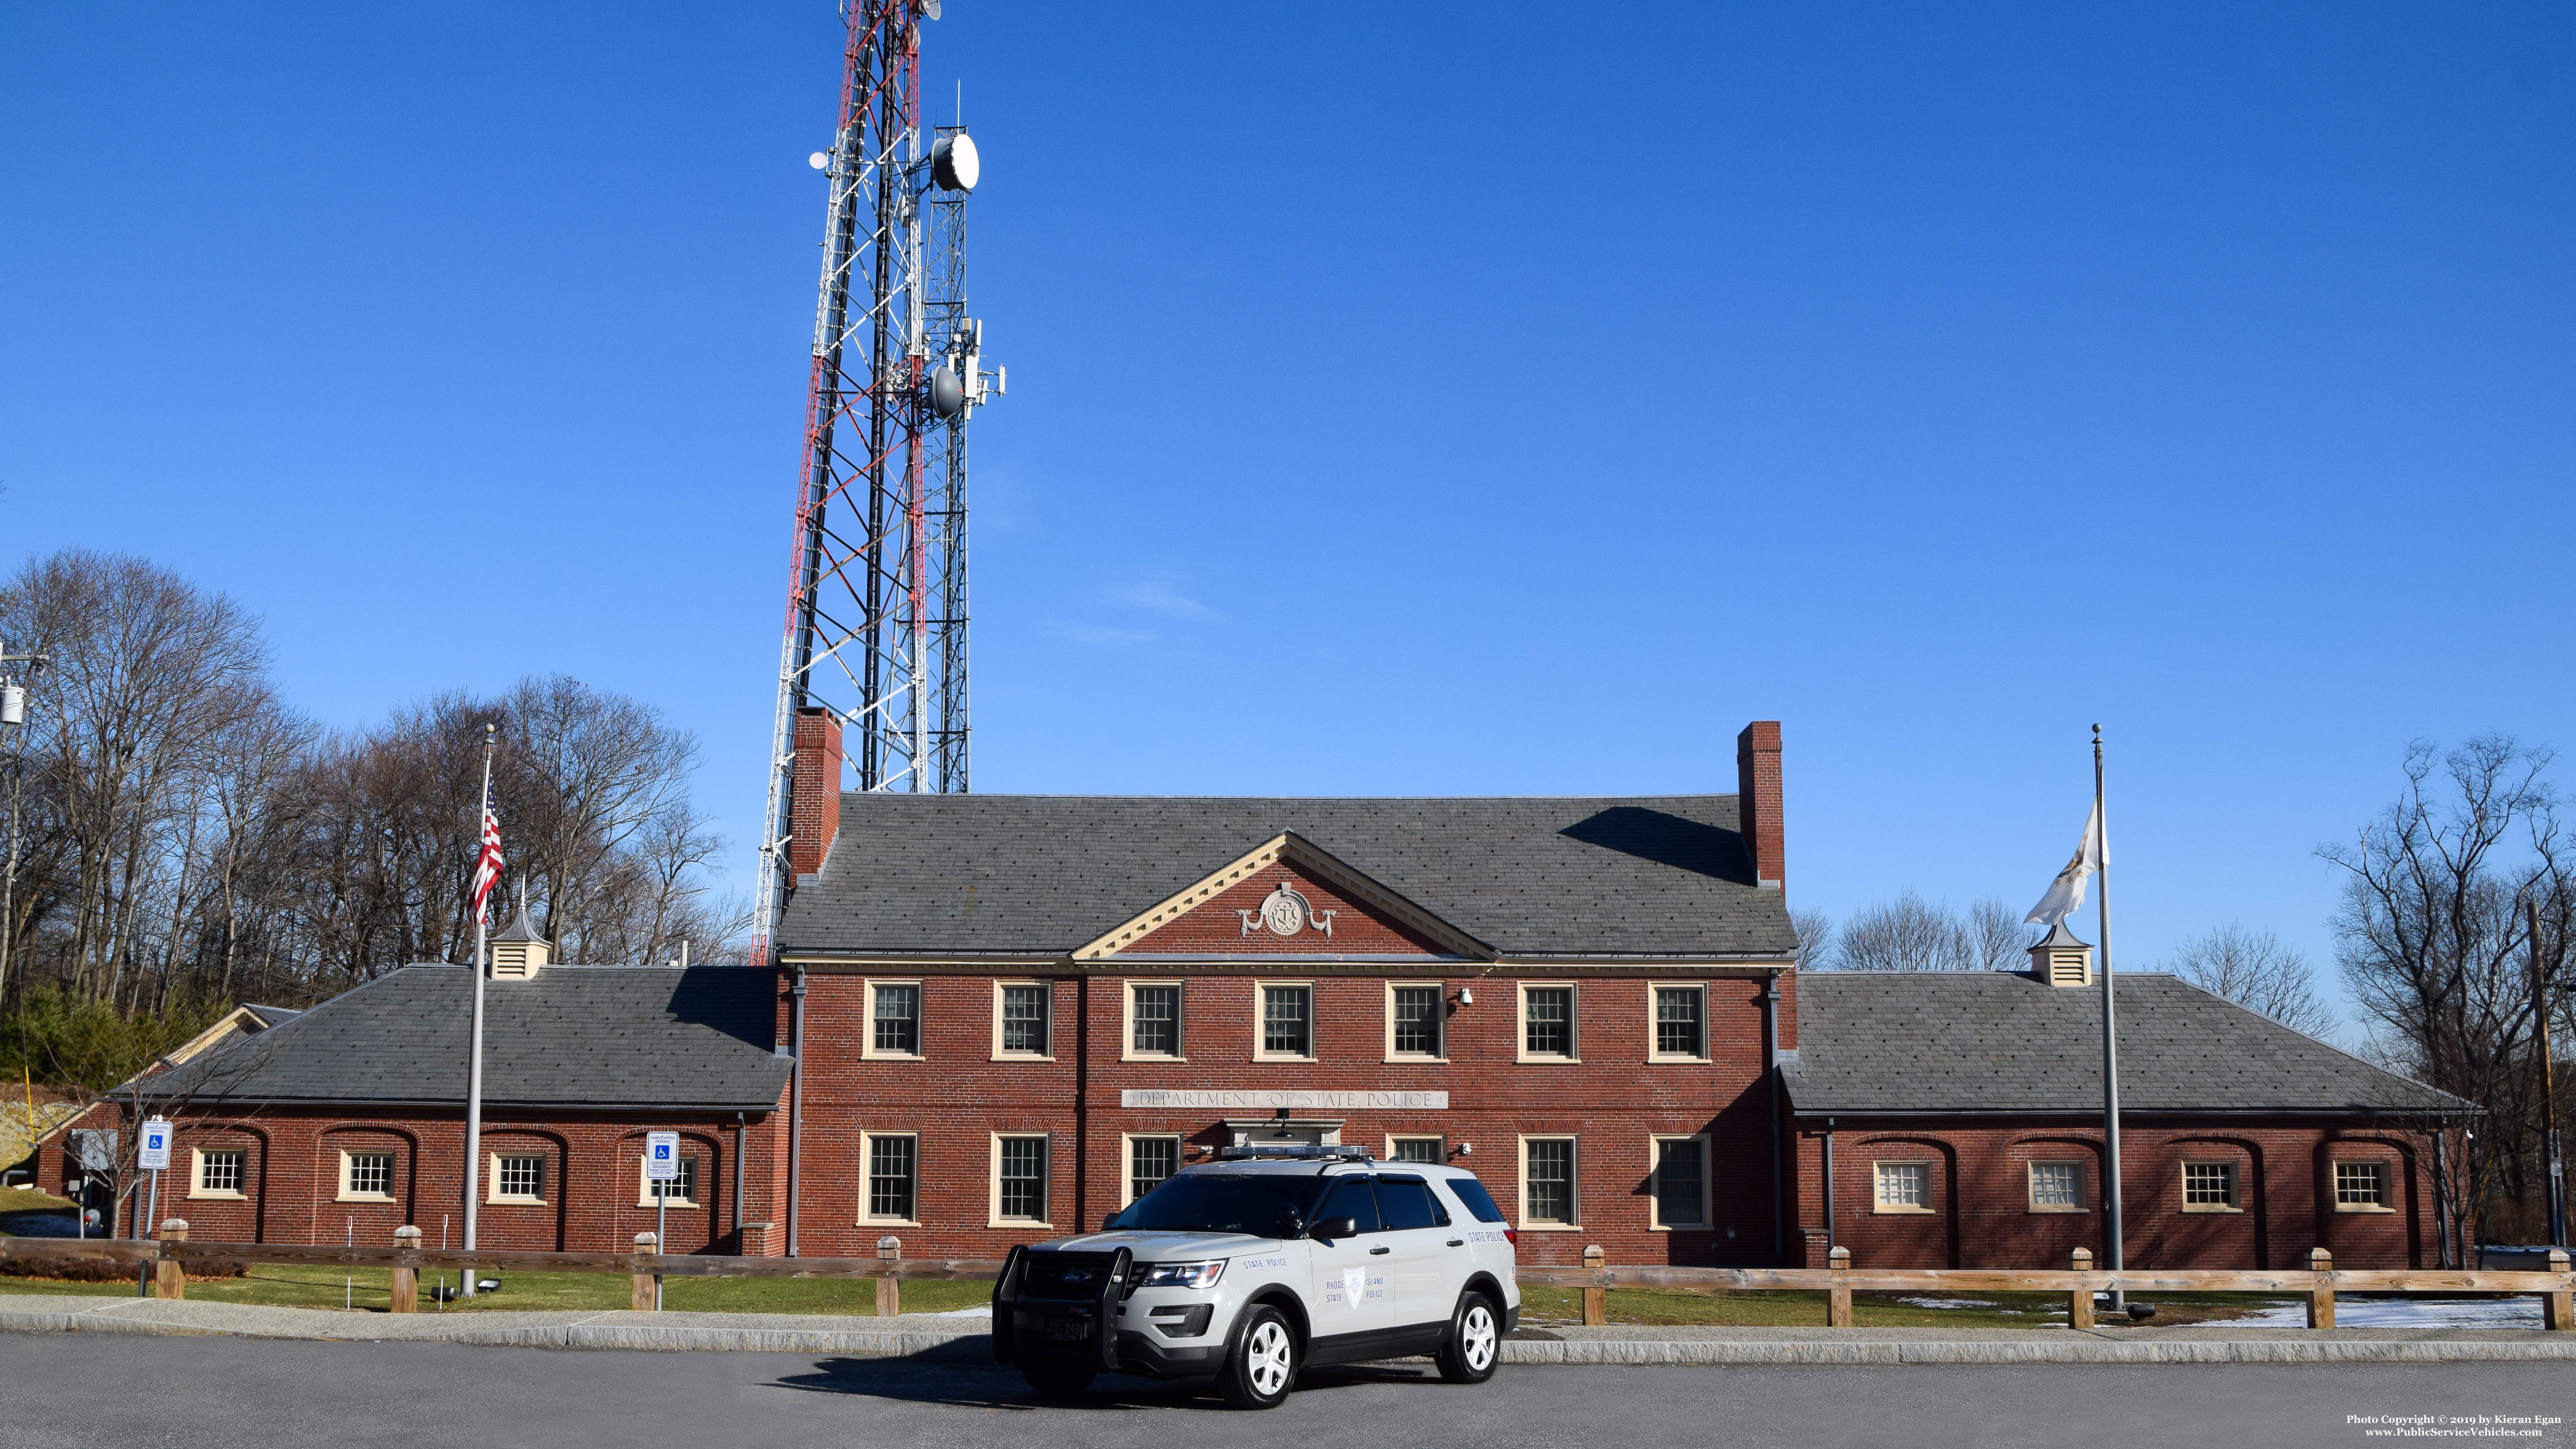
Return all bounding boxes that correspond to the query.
[2228,1296,2547,1329]
[931,1304,992,1318]
[1893,1296,1997,1310]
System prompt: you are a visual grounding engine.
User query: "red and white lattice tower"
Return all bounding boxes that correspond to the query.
[753,0,994,965]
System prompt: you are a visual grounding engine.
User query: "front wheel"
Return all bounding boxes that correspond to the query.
[1021,1364,1096,1398]
[1435,1292,1501,1384]
[1220,1305,1299,1410]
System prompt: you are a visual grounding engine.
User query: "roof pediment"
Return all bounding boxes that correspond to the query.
[1074,832,1494,962]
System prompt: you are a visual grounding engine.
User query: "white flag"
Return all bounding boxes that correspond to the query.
[2024,798,2102,927]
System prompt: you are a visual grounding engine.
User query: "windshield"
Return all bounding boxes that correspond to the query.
[1118,1173,1329,1238]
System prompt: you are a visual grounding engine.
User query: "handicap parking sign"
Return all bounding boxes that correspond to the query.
[138,1119,172,1172]
[644,1131,680,1181]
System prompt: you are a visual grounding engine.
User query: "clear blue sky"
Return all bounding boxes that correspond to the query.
[5,4,2570,1036]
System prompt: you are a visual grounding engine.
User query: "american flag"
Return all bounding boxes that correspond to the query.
[471,804,505,927]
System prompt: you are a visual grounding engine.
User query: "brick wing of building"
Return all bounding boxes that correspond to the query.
[1785,964,2472,1270]
[40,921,790,1255]
[42,717,2473,1270]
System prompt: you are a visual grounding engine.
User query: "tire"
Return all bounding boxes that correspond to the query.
[1219,1304,1300,1410]
[1434,1292,1501,1384]
[1021,1364,1096,1398]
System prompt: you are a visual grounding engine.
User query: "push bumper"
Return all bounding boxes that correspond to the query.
[995,1308,1224,1379]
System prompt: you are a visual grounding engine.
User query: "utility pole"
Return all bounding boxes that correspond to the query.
[0,643,49,1011]
[2535,900,2566,1249]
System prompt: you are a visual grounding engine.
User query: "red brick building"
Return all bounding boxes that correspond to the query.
[40,717,2471,1270]
[39,934,792,1257]
[1783,964,2469,1270]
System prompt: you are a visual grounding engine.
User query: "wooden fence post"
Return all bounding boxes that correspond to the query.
[633,1233,660,1311]
[2067,1247,2094,1329]
[2546,1249,2572,1333]
[390,1226,421,1314]
[877,1236,902,1317]
[1580,1244,1607,1327]
[2306,1247,2335,1329]
[1826,1245,1853,1328]
[154,1220,188,1301]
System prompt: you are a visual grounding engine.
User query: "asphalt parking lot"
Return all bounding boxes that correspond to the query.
[0,1333,2568,1449]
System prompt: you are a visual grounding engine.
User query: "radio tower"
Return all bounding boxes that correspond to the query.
[753,0,996,966]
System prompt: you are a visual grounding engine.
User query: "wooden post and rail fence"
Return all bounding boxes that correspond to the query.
[4,1226,2567,1331]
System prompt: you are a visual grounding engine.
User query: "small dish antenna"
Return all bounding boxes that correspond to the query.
[930,133,978,192]
[928,364,965,419]
[808,151,829,170]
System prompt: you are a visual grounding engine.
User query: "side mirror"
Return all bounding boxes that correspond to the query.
[1102,1208,1128,1230]
[1311,1216,1360,1242]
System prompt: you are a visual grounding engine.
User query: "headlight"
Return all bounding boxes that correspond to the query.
[1138,1260,1226,1289]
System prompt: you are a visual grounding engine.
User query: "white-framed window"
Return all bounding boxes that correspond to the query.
[1651,985,1707,1062]
[1519,1136,1580,1228]
[1256,982,1314,1060]
[2181,1160,2239,1211]
[487,1153,546,1204]
[1872,1160,1931,1213]
[189,1148,246,1199]
[1386,1135,1446,1165]
[2334,1160,2392,1212]
[2026,1160,2085,1212]
[993,982,1052,1059]
[991,1134,1050,1227]
[1650,1134,1711,1230]
[1125,981,1183,1060]
[1125,1134,1182,1206]
[1518,983,1579,1062]
[866,981,923,1060]
[860,1132,919,1224]
[639,1153,700,1208]
[338,1149,395,1202]
[1385,982,1445,1060]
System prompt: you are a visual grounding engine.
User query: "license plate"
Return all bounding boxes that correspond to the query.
[1045,1315,1088,1342]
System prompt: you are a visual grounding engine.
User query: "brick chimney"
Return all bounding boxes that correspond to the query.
[789,707,844,880]
[1736,720,1784,891]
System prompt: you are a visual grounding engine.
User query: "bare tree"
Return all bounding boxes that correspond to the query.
[1790,909,1835,969]
[1960,898,2038,971]
[0,550,276,1007]
[2164,922,2339,1038]
[1829,891,2035,971]
[2320,735,2570,1243]
[1,550,740,1050]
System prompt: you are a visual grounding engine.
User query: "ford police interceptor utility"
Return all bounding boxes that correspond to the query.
[990,1145,1520,1409]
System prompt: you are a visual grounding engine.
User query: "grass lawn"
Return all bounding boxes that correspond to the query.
[0,1265,2294,1327]
[1515,1285,2299,1329]
[0,1185,78,1218]
[0,1264,995,1315]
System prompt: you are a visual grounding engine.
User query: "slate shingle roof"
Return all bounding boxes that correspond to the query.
[777,793,1798,960]
[143,966,787,1111]
[1782,971,2472,1117]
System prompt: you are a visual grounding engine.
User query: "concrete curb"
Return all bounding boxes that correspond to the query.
[4,1301,2570,1364]
[1494,1337,2576,1365]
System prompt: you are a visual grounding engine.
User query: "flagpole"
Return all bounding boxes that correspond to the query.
[2094,724,2126,1314]
[461,723,494,1298]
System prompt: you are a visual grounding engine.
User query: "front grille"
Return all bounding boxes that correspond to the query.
[1021,1250,1121,1300]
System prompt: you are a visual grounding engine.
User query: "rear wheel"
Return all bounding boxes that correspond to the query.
[1021,1364,1096,1398]
[1220,1305,1299,1410]
[1435,1292,1500,1384]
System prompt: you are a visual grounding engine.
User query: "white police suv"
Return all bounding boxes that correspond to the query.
[990,1145,1520,1409]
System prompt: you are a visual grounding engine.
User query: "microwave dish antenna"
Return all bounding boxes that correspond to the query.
[930,133,978,192]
